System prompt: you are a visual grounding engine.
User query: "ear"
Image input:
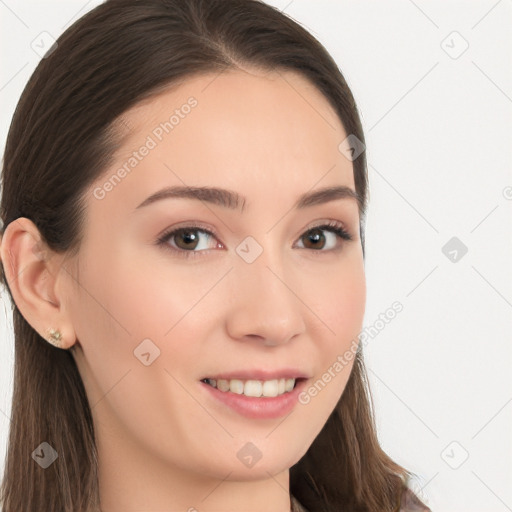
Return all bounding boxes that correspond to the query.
[0,217,77,350]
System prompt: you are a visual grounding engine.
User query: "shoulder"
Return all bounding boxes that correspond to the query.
[400,487,432,512]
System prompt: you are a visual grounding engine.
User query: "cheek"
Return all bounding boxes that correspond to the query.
[293,255,365,412]
[310,255,366,348]
[69,252,205,442]
[92,250,221,380]
[82,250,209,340]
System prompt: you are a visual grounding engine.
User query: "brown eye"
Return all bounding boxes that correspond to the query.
[295,223,352,252]
[157,226,219,257]
[173,228,201,250]
[301,228,327,250]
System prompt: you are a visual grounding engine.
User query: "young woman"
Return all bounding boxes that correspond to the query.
[0,1,431,510]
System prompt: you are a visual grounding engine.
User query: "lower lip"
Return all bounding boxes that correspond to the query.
[199,379,308,419]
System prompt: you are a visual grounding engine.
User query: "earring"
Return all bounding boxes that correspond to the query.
[46,328,63,348]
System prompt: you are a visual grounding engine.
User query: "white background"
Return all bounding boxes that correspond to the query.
[1,1,511,511]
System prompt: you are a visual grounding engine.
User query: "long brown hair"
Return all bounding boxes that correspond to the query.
[0,0,416,510]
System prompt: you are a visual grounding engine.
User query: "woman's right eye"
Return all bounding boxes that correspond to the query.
[156,226,221,259]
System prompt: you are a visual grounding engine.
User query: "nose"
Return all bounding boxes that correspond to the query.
[225,250,307,347]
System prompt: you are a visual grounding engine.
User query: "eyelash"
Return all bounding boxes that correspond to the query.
[155,220,353,259]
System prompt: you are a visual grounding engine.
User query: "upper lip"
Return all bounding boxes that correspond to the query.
[201,369,310,381]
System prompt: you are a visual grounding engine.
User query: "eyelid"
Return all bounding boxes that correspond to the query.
[156,220,220,242]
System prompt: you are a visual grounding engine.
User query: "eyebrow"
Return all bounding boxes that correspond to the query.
[134,184,362,213]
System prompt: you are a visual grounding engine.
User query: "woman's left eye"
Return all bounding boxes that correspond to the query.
[295,222,352,252]
[156,221,353,259]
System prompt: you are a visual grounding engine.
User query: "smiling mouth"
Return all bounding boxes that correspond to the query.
[201,377,305,398]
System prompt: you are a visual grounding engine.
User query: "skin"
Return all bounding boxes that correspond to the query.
[1,67,366,512]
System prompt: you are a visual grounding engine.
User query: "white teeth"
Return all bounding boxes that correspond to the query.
[262,379,279,397]
[204,377,297,397]
[244,380,263,397]
[284,378,295,392]
[216,379,229,392]
[229,379,244,394]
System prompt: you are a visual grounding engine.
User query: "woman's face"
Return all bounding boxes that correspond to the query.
[66,68,365,487]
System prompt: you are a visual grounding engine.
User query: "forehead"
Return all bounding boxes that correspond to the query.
[118,67,346,141]
[91,68,354,218]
